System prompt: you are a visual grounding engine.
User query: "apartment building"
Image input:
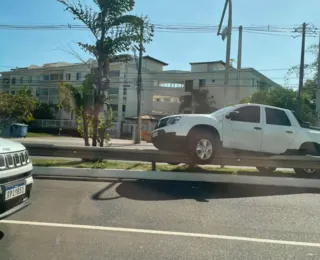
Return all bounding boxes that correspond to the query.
[151,60,281,109]
[0,56,181,122]
[0,58,280,124]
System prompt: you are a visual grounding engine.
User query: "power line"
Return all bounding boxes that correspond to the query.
[0,23,319,36]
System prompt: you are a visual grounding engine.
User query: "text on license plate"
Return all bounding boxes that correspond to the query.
[152,131,158,138]
[5,183,26,201]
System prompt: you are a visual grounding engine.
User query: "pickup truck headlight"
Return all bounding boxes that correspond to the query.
[167,116,181,126]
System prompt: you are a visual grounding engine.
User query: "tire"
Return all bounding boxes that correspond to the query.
[187,129,219,164]
[294,167,317,177]
[256,167,277,174]
[294,148,319,177]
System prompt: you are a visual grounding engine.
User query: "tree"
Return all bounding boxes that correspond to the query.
[57,0,148,147]
[0,86,36,124]
[241,86,316,124]
[58,73,113,147]
[179,89,217,114]
[33,102,55,120]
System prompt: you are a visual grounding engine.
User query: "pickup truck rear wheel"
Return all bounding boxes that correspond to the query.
[187,129,218,164]
[294,168,317,177]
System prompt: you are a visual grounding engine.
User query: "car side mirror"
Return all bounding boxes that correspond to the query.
[225,111,238,120]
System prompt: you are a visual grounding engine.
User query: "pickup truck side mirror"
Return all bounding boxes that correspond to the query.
[225,111,239,120]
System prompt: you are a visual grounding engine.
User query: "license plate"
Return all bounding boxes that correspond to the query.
[5,183,26,201]
[152,131,158,138]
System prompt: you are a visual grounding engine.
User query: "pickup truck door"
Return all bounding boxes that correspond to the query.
[222,105,263,152]
[261,107,296,154]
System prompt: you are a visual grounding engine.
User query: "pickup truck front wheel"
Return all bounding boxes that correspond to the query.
[187,129,219,164]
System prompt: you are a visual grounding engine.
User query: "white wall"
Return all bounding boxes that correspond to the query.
[143,59,164,72]
[191,64,208,73]
[205,85,258,108]
[207,63,225,72]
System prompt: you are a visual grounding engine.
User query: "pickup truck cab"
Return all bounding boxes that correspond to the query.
[0,138,33,219]
[152,104,320,174]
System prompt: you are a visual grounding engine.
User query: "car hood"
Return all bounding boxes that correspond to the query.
[0,138,26,153]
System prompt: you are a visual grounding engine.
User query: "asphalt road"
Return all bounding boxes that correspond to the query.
[1,178,320,259]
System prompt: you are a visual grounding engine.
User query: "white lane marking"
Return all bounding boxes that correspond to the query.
[1,220,320,248]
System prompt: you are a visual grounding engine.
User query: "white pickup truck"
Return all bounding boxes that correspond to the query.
[152,103,320,175]
[0,138,33,219]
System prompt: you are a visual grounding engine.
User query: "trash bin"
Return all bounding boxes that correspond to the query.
[10,123,28,138]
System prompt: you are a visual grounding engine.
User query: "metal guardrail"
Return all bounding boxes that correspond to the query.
[23,143,320,170]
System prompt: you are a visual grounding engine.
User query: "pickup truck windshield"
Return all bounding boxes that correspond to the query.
[211,106,235,117]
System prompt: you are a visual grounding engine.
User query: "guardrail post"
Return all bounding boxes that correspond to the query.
[151,161,156,171]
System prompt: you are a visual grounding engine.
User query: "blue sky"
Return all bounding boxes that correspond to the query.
[1,0,320,87]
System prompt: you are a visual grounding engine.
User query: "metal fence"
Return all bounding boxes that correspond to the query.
[32,120,77,129]
[31,120,156,139]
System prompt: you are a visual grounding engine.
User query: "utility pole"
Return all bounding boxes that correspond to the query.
[217,0,232,105]
[297,22,306,117]
[236,25,243,104]
[316,33,320,126]
[135,23,144,144]
[224,0,232,86]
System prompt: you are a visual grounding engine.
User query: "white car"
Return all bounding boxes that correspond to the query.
[152,103,320,175]
[0,138,33,219]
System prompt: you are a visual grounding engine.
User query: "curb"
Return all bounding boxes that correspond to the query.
[32,167,320,188]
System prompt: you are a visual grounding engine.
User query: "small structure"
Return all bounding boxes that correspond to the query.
[122,115,159,142]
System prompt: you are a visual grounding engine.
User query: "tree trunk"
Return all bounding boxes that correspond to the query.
[82,109,90,147]
[97,58,110,147]
[92,60,103,147]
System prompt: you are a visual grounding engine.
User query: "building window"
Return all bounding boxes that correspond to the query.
[28,76,32,83]
[109,70,120,77]
[59,73,63,80]
[199,79,206,87]
[36,88,40,97]
[66,73,71,81]
[49,88,58,95]
[20,77,23,84]
[122,105,126,112]
[123,88,127,95]
[212,79,216,83]
[40,88,49,96]
[50,74,60,81]
[251,78,255,87]
[42,75,50,81]
[76,72,81,81]
[11,78,16,85]
[110,104,118,111]
[185,80,193,92]
[109,88,119,95]
[3,78,10,86]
